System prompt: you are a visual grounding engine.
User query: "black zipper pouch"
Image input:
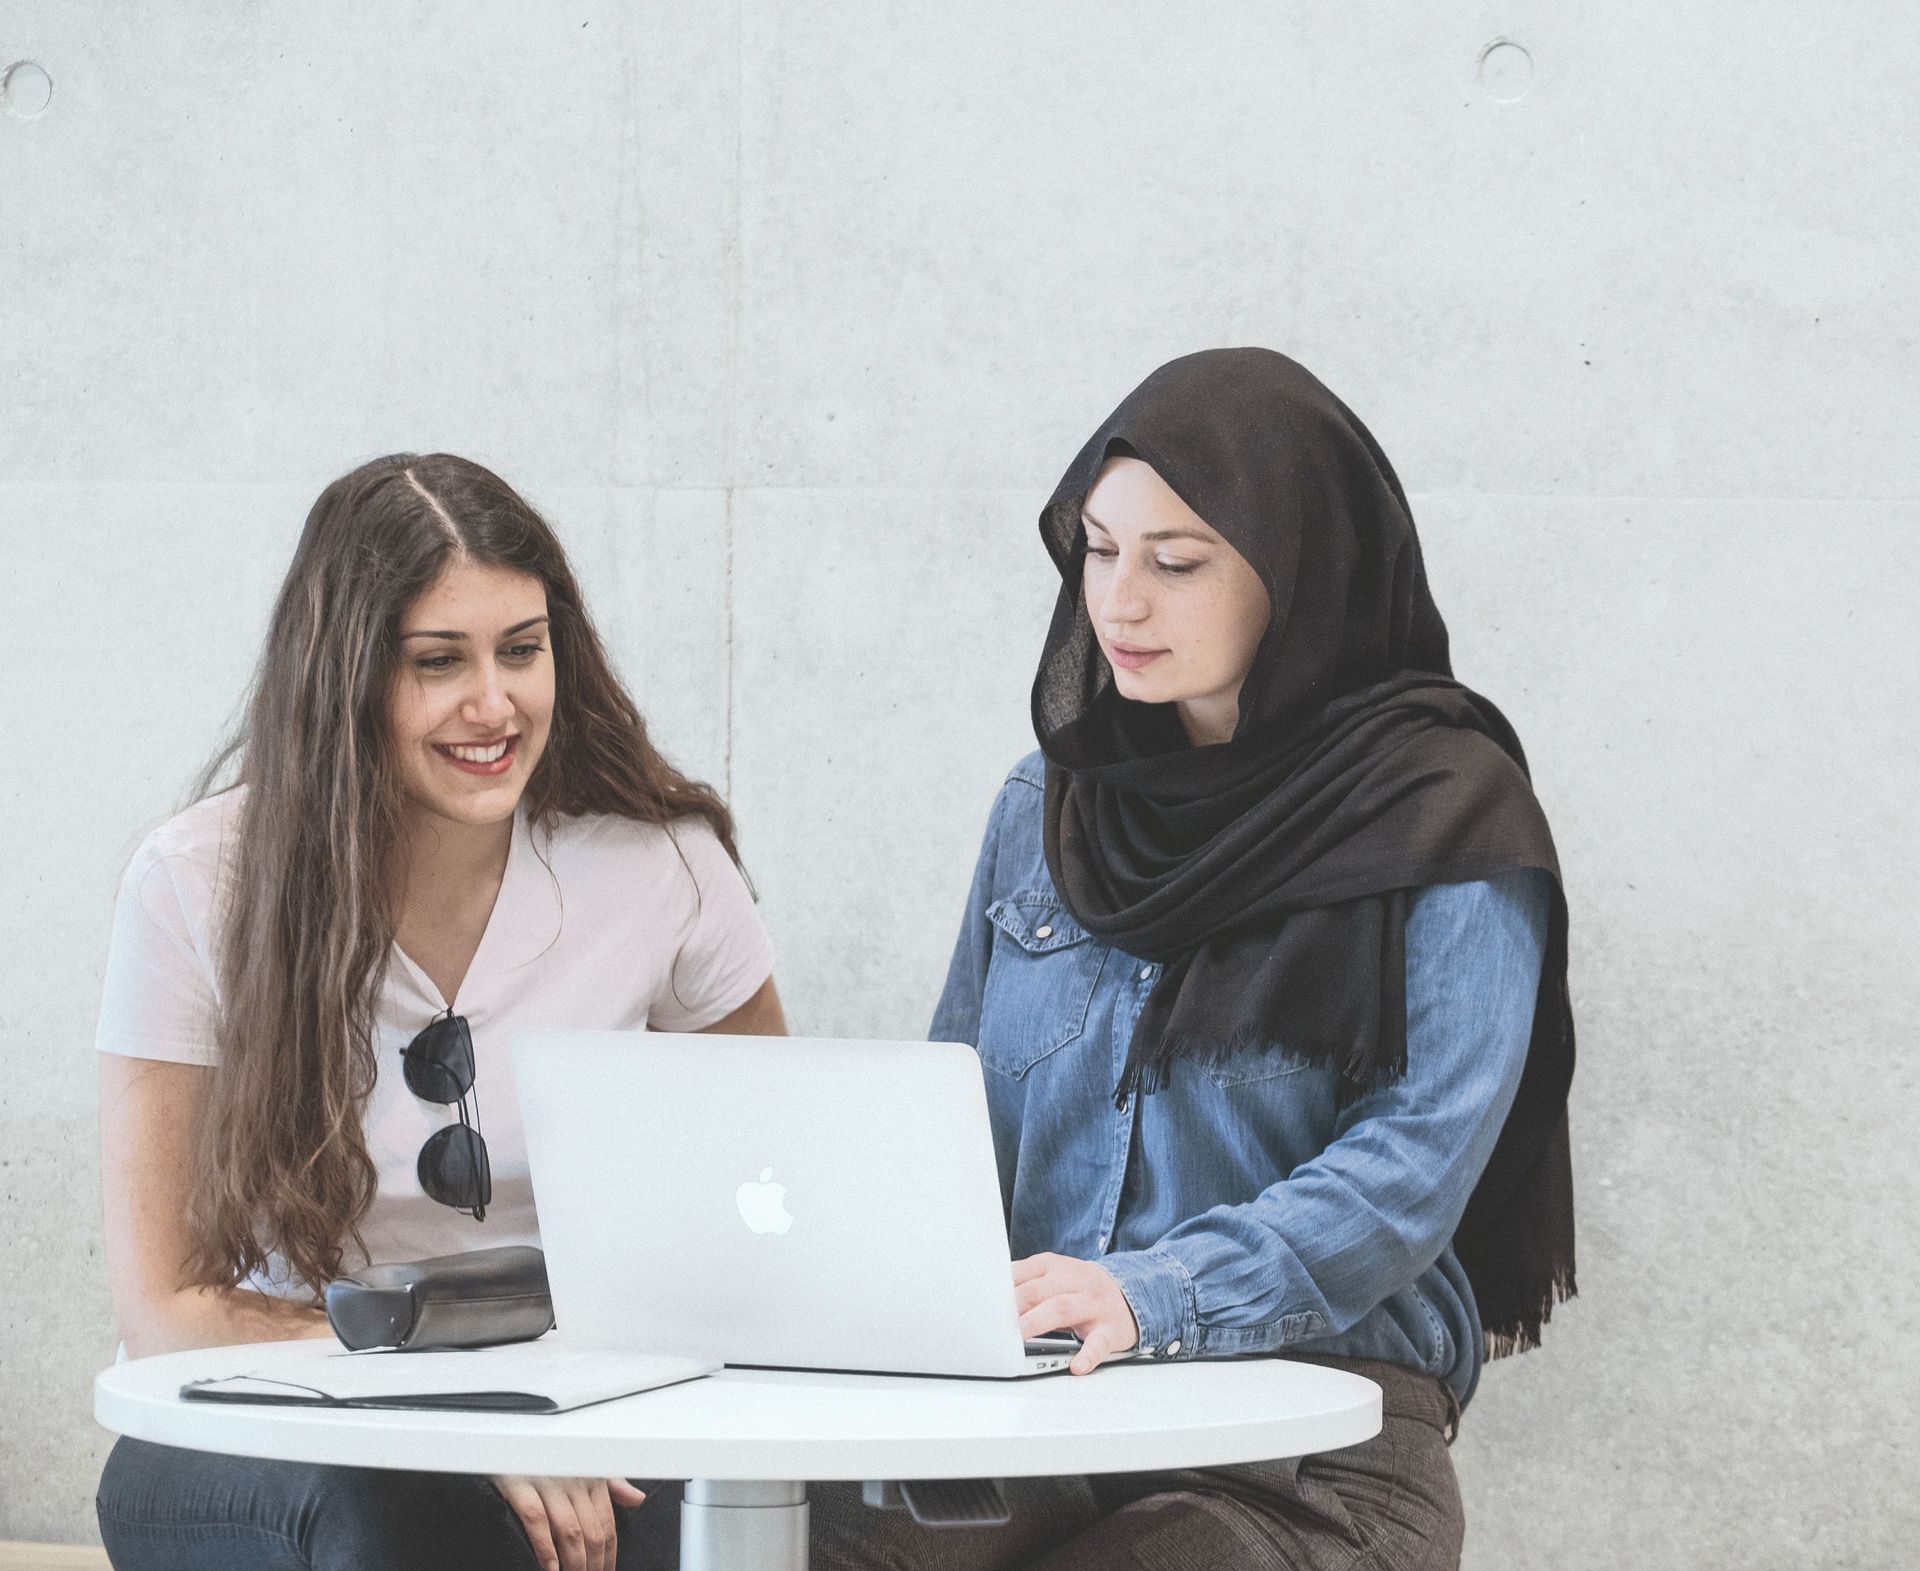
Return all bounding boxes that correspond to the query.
[324,1244,555,1351]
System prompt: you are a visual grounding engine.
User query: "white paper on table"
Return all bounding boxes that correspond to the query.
[180,1340,717,1413]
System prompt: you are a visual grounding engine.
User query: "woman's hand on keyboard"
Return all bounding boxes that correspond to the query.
[1013,1252,1140,1374]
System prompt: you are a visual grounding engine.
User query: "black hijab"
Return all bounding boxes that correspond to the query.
[1034,348,1575,1357]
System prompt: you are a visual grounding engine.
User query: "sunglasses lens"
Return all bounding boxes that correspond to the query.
[402,1015,474,1103]
[417,1123,491,1211]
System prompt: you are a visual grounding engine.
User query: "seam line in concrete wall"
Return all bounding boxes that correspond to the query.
[723,487,735,805]
[723,0,743,807]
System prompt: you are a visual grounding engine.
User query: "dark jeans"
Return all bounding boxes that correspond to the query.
[95,1440,651,1570]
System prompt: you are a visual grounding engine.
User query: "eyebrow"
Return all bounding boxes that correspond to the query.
[400,615,550,643]
[1080,510,1217,546]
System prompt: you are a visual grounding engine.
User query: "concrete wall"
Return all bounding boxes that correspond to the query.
[3,3,1913,1562]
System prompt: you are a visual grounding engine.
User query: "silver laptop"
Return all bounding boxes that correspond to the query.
[511,1033,1106,1379]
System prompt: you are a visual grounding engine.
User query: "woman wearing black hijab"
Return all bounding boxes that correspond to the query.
[817,349,1575,1569]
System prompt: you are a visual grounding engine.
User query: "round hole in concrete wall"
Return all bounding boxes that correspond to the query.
[1477,40,1533,103]
[3,59,53,118]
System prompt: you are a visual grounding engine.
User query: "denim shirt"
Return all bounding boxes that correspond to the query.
[930,752,1551,1408]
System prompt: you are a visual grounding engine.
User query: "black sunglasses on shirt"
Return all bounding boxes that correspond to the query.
[399,1007,491,1221]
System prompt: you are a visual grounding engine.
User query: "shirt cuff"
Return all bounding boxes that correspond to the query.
[1098,1247,1198,1359]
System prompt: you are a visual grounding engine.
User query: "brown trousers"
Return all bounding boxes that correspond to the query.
[620,1355,1466,1571]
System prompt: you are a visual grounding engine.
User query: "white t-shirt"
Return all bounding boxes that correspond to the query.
[96,789,776,1299]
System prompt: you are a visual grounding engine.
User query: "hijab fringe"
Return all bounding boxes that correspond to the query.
[1482,1262,1579,1361]
[1112,1027,1407,1109]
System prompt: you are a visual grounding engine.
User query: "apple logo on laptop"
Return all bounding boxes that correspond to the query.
[737,1167,793,1235]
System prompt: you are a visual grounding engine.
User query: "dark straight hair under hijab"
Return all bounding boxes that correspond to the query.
[1033,348,1576,1358]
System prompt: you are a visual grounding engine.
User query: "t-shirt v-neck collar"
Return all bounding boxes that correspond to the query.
[389,808,546,1016]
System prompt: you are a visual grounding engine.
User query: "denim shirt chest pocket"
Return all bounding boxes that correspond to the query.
[975,894,1111,1077]
[1201,1043,1312,1088]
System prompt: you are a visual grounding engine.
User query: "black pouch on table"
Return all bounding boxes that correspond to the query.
[324,1244,555,1351]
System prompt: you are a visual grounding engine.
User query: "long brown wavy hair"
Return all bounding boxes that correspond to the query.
[185,453,739,1297]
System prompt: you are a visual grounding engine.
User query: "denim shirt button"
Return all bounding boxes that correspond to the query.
[1165,1339,1181,1356]
[1097,1233,1108,1251]
[1034,924,1053,938]
[1138,966,1153,981]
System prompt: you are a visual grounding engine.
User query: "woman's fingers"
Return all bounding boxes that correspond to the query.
[1070,1324,1118,1376]
[1014,1256,1087,1313]
[493,1474,644,1570]
[572,1478,617,1571]
[530,1476,594,1571]
[1012,1255,1141,1368]
[1018,1291,1098,1339]
[594,1480,621,1571]
[493,1476,561,1571]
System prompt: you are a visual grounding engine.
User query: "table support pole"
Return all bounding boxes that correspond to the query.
[680,1479,809,1571]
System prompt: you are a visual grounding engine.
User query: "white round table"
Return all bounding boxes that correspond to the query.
[97,1340,1381,1570]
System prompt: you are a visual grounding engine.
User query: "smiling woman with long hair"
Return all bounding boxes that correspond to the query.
[94,454,784,1571]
